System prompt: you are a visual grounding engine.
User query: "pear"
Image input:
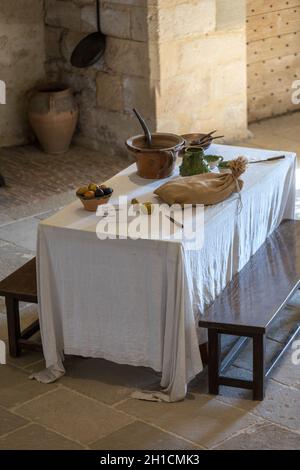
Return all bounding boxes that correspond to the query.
[88,183,98,192]
[143,202,153,215]
[76,186,89,196]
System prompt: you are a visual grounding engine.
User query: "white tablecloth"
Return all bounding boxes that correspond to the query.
[33,144,296,401]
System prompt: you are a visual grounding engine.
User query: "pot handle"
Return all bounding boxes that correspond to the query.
[157,148,177,178]
[157,140,185,176]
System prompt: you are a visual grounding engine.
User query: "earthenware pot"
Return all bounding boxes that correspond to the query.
[126,133,185,179]
[28,83,78,154]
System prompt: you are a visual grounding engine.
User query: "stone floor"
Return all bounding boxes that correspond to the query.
[0,112,300,450]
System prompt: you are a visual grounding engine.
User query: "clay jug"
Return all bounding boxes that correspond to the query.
[28,84,78,154]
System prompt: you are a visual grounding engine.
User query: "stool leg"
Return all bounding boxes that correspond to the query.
[208,329,220,395]
[253,333,265,401]
[5,296,21,357]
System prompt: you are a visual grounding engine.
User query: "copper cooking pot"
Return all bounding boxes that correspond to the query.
[126,133,185,179]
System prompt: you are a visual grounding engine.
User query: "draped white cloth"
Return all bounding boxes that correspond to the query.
[32,145,296,401]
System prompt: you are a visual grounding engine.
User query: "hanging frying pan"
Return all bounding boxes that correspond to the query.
[71,0,105,68]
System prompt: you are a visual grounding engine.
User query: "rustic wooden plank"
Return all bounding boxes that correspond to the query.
[247,6,300,42]
[247,0,300,17]
[20,319,40,340]
[199,220,300,333]
[0,258,37,302]
[248,86,300,121]
[218,376,253,390]
[247,53,300,94]
[18,339,42,352]
[248,30,300,63]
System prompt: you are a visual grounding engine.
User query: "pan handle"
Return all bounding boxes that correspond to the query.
[97,0,100,32]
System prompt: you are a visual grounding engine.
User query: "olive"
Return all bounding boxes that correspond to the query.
[95,188,104,198]
[103,187,113,196]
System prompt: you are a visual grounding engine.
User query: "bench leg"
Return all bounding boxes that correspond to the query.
[199,342,208,365]
[208,329,220,395]
[5,296,21,357]
[253,333,265,401]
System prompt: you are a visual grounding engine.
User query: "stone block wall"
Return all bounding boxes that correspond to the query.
[44,0,156,155]
[155,0,247,140]
[0,0,248,151]
[45,0,248,155]
[0,0,46,146]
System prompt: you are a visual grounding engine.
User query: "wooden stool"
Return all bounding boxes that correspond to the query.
[0,258,41,357]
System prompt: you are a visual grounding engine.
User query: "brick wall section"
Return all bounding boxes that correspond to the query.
[44,0,248,155]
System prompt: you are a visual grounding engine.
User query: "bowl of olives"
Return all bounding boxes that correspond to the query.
[76,183,114,211]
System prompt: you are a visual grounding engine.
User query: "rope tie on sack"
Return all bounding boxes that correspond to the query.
[227,156,248,213]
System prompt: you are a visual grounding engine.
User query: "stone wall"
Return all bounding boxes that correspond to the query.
[0,1,248,151]
[45,0,248,155]
[155,0,247,140]
[45,0,155,155]
[0,0,45,147]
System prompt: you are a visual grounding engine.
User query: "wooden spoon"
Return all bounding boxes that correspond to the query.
[133,108,152,148]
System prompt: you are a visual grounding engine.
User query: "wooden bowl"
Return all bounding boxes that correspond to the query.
[77,193,113,211]
[182,133,212,150]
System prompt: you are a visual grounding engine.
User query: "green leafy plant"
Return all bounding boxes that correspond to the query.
[218,161,230,169]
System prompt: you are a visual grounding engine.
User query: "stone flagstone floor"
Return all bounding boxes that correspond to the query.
[0,113,300,450]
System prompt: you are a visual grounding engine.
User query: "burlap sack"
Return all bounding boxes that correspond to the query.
[154,156,248,206]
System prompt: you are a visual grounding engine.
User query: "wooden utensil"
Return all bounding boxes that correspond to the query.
[133,108,152,148]
[165,215,184,229]
[248,155,285,163]
[183,135,225,151]
[189,130,217,145]
[198,134,224,145]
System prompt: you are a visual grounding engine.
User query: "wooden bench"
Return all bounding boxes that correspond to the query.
[199,219,300,401]
[0,257,41,357]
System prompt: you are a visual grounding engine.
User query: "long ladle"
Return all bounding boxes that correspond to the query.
[133,108,152,148]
